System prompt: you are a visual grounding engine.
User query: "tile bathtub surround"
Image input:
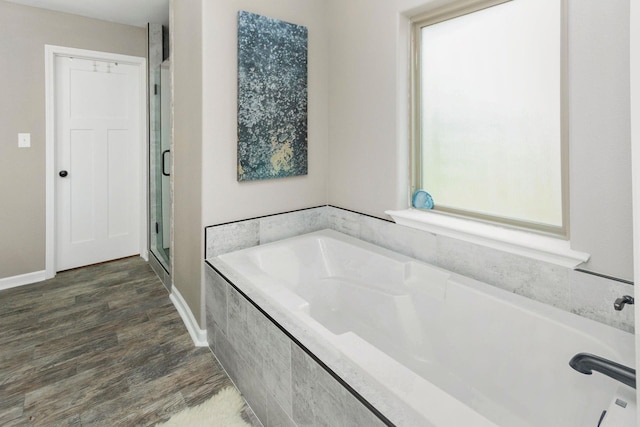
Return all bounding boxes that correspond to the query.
[205,206,329,258]
[205,266,390,427]
[205,205,634,332]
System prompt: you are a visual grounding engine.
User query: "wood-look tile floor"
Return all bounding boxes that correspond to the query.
[0,257,247,426]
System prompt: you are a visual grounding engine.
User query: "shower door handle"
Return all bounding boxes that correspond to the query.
[162,150,170,177]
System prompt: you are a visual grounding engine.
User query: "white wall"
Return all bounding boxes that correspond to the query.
[326,0,633,281]
[201,0,330,227]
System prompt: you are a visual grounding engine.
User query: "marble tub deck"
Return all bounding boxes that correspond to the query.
[0,257,257,426]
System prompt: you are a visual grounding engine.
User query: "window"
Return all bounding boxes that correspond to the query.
[411,0,566,236]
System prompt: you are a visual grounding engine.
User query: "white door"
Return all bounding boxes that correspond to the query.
[55,55,141,271]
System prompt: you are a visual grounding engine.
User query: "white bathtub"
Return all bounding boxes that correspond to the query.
[216,229,635,426]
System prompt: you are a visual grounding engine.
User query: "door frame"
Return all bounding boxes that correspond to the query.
[44,45,148,279]
[631,3,640,418]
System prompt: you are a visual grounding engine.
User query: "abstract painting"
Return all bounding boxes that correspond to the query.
[237,11,308,181]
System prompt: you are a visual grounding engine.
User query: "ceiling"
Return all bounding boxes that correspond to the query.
[5,0,169,27]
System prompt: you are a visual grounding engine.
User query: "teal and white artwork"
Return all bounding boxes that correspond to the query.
[237,11,308,181]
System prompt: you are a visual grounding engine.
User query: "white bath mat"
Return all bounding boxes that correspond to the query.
[156,387,252,427]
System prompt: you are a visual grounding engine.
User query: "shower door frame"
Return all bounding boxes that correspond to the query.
[631,2,640,416]
[149,59,172,273]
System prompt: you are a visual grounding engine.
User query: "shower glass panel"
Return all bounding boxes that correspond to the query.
[150,59,171,271]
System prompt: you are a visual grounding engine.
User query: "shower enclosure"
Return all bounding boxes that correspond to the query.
[148,23,171,287]
[150,59,171,271]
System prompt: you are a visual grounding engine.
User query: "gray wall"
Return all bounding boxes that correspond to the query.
[171,0,330,326]
[200,0,330,226]
[568,0,632,280]
[172,0,204,321]
[0,0,146,280]
[175,0,633,327]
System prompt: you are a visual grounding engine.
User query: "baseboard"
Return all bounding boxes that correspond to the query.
[0,270,46,291]
[170,286,208,347]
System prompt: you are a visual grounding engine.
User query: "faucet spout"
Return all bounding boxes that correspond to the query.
[569,353,636,389]
[614,295,634,311]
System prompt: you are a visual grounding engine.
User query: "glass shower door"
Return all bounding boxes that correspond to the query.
[150,60,171,271]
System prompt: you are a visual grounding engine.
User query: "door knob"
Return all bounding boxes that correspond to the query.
[59,170,68,177]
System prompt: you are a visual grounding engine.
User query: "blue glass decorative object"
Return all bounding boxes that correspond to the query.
[412,190,434,209]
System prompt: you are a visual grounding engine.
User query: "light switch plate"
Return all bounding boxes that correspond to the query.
[18,133,30,148]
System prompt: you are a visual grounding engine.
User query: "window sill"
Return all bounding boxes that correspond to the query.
[385,209,590,269]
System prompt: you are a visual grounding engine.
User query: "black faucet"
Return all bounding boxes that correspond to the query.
[614,295,634,311]
[569,353,636,389]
